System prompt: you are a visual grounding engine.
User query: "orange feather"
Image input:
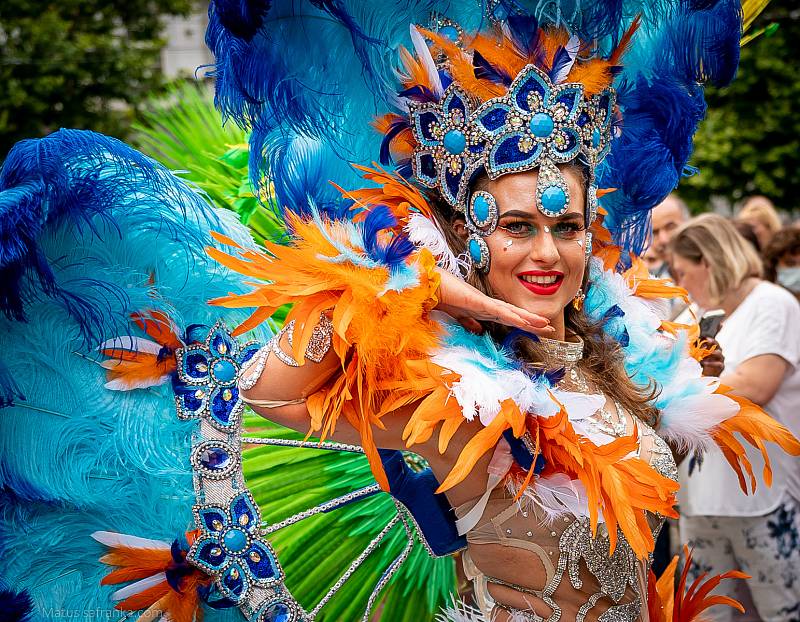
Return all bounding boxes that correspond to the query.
[99,546,173,585]
[647,547,749,621]
[344,163,434,223]
[711,387,800,492]
[421,28,507,101]
[208,214,443,490]
[99,355,177,389]
[132,310,183,350]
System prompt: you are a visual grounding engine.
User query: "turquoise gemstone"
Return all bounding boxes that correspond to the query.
[541,186,567,215]
[473,195,490,222]
[223,528,248,553]
[443,129,466,155]
[529,113,554,138]
[468,238,482,263]
[592,127,601,148]
[212,359,236,382]
[440,25,459,42]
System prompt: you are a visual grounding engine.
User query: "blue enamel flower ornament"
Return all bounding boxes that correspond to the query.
[173,321,260,431]
[188,491,283,602]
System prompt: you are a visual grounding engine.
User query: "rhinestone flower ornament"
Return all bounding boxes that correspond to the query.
[173,322,260,430]
[188,491,283,602]
[408,64,614,219]
[410,86,486,209]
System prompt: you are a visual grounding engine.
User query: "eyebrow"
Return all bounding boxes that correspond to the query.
[499,209,585,223]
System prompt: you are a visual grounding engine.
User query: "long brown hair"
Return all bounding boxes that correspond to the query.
[428,167,660,427]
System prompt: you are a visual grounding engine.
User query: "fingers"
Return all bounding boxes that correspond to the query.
[435,267,554,334]
[701,360,725,377]
[472,297,554,334]
[700,349,725,377]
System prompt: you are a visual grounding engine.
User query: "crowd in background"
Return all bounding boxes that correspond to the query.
[642,196,800,622]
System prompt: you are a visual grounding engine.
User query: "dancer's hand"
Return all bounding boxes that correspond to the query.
[435,268,554,335]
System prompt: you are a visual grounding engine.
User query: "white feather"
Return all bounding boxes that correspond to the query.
[111,573,168,601]
[405,213,468,277]
[436,599,490,622]
[512,473,604,525]
[387,90,411,113]
[410,25,444,97]
[98,336,162,355]
[552,390,605,421]
[431,344,560,426]
[552,35,581,83]
[659,386,739,452]
[91,530,171,550]
[104,374,171,391]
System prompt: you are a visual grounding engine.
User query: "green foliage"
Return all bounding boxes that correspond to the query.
[243,416,458,622]
[682,1,800,214]
[132,81,286,247]
[0,0,194,153]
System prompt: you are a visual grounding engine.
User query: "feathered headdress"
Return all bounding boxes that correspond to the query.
[207,0,743,254]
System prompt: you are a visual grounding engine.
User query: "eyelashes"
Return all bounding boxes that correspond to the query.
[499,220,585,239]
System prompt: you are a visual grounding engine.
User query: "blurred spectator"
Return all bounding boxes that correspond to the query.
[732,220,762,254]
[764,227,800,302]
[671,214,800,622]
[736,195,782,251]
[644,194,690,278]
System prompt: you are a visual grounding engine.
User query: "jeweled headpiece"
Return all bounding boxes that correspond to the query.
[378,20,633,269]
[408,64,614,217]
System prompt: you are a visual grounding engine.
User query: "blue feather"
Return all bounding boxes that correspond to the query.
[380,118,412,165]
[210,0,271,41]
[362,205,415,267]
[506,15,543,63]
[473,50,512,86]
[549,46,571,81]
[0,130,219,340]
[0,585,33,622]
[0,360,25,408]
[0,131,268,614]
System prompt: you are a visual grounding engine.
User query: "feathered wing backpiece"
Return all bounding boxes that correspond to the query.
[0,129,260,618]
[0,120,457,621]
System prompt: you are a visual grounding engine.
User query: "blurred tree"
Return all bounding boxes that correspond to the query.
[0,0,194,154]
[682,0,800,214]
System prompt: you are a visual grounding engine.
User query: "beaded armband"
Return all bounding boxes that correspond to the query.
[238,314,334,391]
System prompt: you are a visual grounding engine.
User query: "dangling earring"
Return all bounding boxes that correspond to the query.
[466,190,498,273]
[572,288,585,311]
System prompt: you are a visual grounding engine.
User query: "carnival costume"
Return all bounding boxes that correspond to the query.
[1,1,799,622]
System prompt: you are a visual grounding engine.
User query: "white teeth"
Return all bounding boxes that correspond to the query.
[520,275,559,285]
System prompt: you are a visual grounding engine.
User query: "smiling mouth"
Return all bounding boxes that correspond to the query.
[518,272,564,295]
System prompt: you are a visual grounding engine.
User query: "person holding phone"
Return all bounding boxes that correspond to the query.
[671,214,800,622]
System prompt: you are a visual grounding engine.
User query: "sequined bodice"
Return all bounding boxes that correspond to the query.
[459,339,678,622]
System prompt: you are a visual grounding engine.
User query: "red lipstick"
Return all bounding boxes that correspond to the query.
[517,270,564,296]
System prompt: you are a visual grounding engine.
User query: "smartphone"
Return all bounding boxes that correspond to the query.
[699,312,725,339]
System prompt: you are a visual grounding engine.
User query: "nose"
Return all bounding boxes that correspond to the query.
[528,227,560,266]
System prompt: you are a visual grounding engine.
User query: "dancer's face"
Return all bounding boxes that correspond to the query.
[479,169,587,329]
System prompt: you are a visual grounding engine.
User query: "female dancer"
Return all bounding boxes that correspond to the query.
[238,165,677,620]
[3,2,798,622]
[209,8,800,620]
